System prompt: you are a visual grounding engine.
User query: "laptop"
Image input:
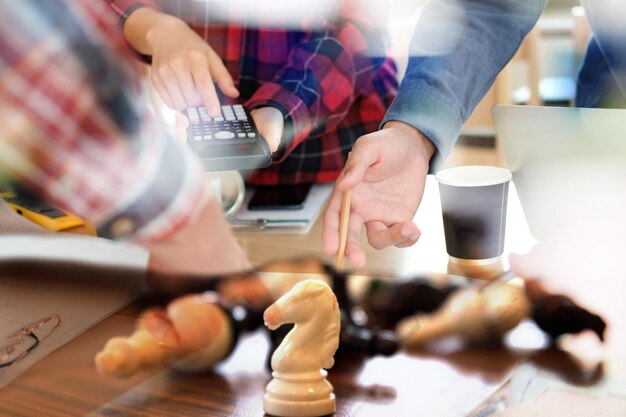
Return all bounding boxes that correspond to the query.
[492,105,626,279]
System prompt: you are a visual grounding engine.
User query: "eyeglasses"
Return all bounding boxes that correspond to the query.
[0,313,62,369]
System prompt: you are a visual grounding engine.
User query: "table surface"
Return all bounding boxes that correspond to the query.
[1,177,625,417]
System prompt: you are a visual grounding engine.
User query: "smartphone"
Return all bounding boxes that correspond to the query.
[248,183,313,211]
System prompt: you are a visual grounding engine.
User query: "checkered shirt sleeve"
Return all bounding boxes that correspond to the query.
[0,0,207,242]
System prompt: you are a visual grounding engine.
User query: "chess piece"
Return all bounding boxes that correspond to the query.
[96,292,262,377]
[525,280,606,342]
[263,279,340,417]
[396,281,531,348]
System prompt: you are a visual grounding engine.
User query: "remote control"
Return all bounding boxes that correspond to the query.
[184,105,272,171]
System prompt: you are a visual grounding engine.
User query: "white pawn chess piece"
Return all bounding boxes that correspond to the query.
[397,281,531,348]
[263,279,340,417]
[95,293,233,377]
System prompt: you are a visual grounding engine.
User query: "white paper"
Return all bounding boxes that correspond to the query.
[0,234,148,269]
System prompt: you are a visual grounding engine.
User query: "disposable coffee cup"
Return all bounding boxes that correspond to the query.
[435,166,512,277]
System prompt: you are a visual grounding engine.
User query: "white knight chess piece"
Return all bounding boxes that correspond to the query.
[263,279,340,417]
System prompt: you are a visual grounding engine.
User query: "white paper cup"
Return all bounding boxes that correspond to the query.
[436,166,512,263]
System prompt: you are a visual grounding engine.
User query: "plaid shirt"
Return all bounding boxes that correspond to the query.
[110,0,398,184]
[0,0,206,242]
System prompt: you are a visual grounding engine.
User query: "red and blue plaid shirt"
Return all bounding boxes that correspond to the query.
[110,0,398,184]
[0,0,207,242]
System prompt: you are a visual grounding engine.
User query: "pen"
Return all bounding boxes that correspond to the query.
[227,218,268,229]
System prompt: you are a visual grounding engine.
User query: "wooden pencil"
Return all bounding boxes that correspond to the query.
[335,188,351,271]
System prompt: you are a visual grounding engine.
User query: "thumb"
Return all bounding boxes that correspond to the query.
[174,112,190,144]
[251,107,284,152]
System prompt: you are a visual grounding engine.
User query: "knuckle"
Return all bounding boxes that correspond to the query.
[186,48,206,62]
[170,54,190,70]
[156,64,172,78]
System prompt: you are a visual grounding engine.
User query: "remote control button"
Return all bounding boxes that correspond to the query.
[215,131,235,139]
[193,135,203,141]
[238,133,246,138]
[203,134,213,140]
[247,132,256,138]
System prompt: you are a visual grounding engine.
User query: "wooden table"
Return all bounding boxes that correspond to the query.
[1,178,625,417]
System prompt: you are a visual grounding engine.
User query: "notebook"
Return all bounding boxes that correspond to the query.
[228,183,334,234]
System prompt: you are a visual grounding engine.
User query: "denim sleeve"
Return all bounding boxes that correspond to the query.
[576,0,626,108]
[382,0,546,172]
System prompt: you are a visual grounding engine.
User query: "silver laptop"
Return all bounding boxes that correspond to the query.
[492,105,626,280]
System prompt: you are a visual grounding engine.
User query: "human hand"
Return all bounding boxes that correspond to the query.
[250,107,284,152]
[144,186,250,276]
[135,9,239,115]
[174,111,190,143]
[322,121,435,267]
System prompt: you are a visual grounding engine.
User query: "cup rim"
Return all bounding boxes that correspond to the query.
[205,170,245,218]
[435,165,512,187]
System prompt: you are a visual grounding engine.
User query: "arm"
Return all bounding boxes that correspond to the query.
[384,0,546,171]
[0,1,249,275]
[113,0,286,152]
[323,0,546,266]
[108,1,239,115]
[246,0,394,158]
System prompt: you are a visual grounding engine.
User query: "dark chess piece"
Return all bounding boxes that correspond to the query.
[525,280,606,342]
[338,312,399,357]
[324,263,462,330]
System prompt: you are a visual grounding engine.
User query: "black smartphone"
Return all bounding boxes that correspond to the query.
[248,183,313,211]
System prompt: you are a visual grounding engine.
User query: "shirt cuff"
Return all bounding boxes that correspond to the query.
[119,3,146,27]
[246,82,312,163]
[110,0,161,21]
[381,79,463,173]
[96,129,207,243]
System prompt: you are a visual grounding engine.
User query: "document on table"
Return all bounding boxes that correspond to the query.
[355,353,517,417]
[0,200,149,387]
[228,183,333,234]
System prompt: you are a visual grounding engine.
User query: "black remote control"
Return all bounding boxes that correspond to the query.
[184,105,272,171]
